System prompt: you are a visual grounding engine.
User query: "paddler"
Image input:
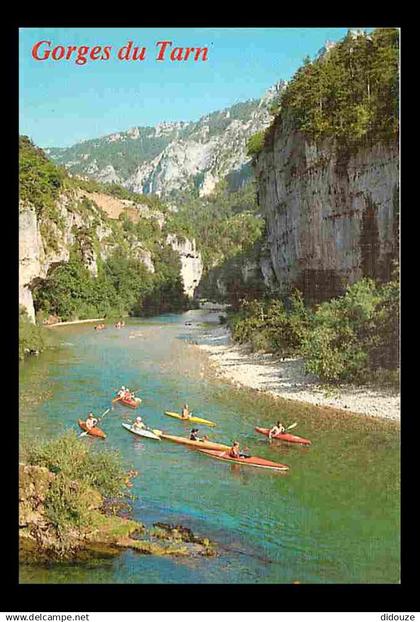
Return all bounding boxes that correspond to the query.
[268,421,286,440]
[228,441,250,459]
[181,403,191,419]
[85,412,98,430]
[132,416,145,430]
[189,428,200,441]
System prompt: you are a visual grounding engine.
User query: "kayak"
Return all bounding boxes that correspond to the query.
[197,449,289,472]
[78,420,106,439]
[122,423,161,441]
[155,432,229,451]
[164,411,216,427]
[113,395,142,409]
[255,427,311,446]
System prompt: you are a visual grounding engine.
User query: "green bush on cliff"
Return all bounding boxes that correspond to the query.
[19,136,65,220]
[19,306,46,360]
[247,131,265,157]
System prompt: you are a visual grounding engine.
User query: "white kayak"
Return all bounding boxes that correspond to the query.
[122,423,161,440]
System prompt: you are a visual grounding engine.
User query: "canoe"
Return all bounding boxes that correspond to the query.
[255,427,311,446]
[197,449,289,472]
[78,420,106,439]
[113,395,142,409]
[155,432,229,451]
[122,423,161,440]
[164,411,216,427]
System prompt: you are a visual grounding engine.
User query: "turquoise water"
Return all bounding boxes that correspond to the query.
[19,311,400,584]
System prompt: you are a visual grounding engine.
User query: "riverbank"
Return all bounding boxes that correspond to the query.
[45,317,105,327]
[193,324,400,422]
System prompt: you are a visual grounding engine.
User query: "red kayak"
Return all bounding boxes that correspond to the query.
[197,448,289,472]
[112,395,142,409]
[78,420,106,439]
[255,427,311,446]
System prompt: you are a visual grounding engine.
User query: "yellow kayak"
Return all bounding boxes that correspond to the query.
[164,411,216,427]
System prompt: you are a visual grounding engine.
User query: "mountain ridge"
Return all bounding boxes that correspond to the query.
[46,82,285,198]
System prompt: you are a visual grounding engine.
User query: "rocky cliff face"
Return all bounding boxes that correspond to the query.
[166,234,203,298]
[19,186,204,320]
[19,191,156,321]
[47,84,285,198]
[255,117,399,302]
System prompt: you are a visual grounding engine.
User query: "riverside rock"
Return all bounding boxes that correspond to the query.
[19,463,216,561]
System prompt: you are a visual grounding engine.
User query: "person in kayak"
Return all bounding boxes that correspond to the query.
[132,416,145,430]
[268,421,286,440]
[85,412,98,430]
[228,441,251,459]
[189,428,200,441]
[181,403,191,419]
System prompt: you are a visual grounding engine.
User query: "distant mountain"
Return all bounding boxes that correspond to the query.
[46,82,286,198]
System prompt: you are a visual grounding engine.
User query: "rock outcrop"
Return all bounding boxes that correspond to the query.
[19,191,162,321]
[255,117,399,302]
[19,463,216,561]
[19,188,202,319]
[166,234,203,298]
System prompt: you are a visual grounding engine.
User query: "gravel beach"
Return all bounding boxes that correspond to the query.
[192,323,400,422]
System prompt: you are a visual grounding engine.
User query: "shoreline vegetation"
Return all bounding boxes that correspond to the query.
[19,432,216,562]
[193,323,400,422]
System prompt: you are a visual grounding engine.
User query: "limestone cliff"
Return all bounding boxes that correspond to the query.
[19,185,203,320]
[19,190,156,321]
[166,234,203,298]
[255,116,399,302]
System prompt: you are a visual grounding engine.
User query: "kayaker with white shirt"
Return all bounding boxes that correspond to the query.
[85,412,98,430]
[132,416,145,430]
[268,421,285,440]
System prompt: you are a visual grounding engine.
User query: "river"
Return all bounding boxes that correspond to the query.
[19,310,400,584]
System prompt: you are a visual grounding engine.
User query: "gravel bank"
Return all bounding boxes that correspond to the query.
[192,324,400,422]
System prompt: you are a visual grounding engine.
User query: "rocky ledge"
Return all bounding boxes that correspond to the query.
[19,464,216,563]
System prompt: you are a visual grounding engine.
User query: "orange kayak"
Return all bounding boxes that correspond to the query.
[197,449,289,472]
[255,427,311,446]
[113,395,142,409]
[78,420,106,439]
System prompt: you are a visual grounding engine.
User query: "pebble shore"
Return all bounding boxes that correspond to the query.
[193,325,400,422]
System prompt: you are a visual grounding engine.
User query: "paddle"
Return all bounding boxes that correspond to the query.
[286,422,298,431]
[79,408,110,437]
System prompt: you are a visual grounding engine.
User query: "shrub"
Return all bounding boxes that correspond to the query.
[302,276,400,383]
[230,291,311,355]
[21,431,130,554]
[19,306,46,360]
[246,131,265,157]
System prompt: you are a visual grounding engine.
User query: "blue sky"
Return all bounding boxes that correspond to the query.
[19,27,365,148]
